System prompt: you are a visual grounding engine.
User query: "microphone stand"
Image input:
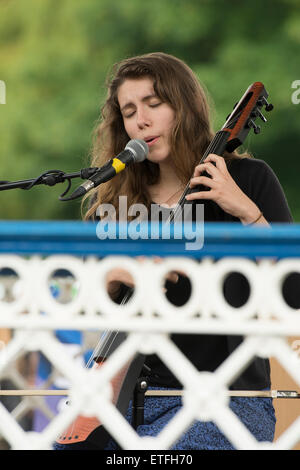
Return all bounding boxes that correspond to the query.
[0,167,99,200]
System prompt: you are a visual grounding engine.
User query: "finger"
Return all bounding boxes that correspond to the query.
[189,176,216,189]
[185,190,216,201]
[204,154,227,172]
[193,162,218,178]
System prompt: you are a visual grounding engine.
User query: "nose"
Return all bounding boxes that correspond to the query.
[136,106,151,129]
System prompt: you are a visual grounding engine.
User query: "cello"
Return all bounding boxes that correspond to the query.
[56,82,273,449]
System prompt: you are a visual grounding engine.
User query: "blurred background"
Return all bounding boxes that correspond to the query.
[0,0,299,221]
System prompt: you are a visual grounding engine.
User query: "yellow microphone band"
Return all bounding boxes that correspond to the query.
[112,158,126,173]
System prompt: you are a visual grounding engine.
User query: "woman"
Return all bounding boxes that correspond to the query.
[57,52,293,450]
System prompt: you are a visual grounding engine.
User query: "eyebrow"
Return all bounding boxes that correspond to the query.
[120,93,158,113]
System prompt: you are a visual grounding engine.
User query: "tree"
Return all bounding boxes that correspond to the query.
[0,0,299,220]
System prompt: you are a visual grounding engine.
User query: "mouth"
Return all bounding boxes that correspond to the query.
[144,136,160,146]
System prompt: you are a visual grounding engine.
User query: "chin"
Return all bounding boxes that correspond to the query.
[147,151,171,165]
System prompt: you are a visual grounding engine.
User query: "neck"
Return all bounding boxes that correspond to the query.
[156,160,182,188]
[147,160,185,206]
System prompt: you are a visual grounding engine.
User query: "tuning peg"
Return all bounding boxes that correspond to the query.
[251,109,267,122]
[257,109,267,122]
[248,119,261,134]
[258,96,274,112]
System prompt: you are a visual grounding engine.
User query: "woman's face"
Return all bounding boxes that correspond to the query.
[117,77,176,165]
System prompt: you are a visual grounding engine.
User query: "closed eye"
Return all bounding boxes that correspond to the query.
[149,102,162,108]
[123,102,162,119]
[124,111,135,118]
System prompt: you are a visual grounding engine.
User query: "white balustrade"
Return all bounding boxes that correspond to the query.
[0,253,299,449]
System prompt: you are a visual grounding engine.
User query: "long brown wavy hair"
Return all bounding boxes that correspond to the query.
[83,52,247,220]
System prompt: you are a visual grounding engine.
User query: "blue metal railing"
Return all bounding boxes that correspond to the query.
[0,221,299,259]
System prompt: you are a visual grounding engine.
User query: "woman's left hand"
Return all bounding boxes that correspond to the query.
[185,154,266,225]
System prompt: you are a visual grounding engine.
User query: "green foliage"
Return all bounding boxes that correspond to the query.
[0,0,299,220]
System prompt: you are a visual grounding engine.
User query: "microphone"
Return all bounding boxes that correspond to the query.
[64,139,148,201]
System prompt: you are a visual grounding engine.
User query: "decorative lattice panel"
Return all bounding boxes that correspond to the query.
[0,222,299,450]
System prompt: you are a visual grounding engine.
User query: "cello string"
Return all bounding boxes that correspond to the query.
[80,127,234,385]
[170,130,225,223]
[83,130,228,371]
[83,289,129,369]
[63,92,259,440]
[67,297,128,436]
[83,95,247,368]
[65,134,228,440]
[84,332,110,369]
